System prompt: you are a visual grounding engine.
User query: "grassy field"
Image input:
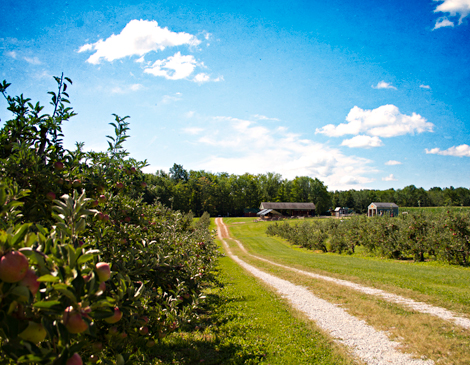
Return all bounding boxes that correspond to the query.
[400,206,470,213]
[222,217,470,314]
[221,217,470,364]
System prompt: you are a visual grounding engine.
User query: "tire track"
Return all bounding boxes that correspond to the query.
[216,218,433,365]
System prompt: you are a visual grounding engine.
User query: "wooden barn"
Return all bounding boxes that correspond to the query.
[367,202,399,217]
[258,202,316,218]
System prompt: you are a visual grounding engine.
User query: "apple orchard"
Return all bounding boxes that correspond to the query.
[0,76,218,364]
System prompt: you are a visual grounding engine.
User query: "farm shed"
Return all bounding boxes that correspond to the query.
[367,202,399,217]
[334,207,350,217]
[259,202,316,217]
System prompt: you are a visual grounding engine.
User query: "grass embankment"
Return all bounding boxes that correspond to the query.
[222,217,470,365]
[147,221,354,364]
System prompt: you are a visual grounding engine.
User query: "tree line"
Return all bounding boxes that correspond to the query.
[144,164,470,216]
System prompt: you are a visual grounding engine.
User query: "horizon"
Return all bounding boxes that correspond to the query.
[1,0,469,191]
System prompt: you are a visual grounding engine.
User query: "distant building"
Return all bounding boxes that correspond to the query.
[258,202,316,217]
[243,208,259,217]
[367,202,399,217]
[334,207,350,217]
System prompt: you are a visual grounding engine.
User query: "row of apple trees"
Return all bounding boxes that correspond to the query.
[0,75,218,364]
[266,211,470,265]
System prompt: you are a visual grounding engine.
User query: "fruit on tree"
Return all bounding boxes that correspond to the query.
[72,179,82,188]
[19,321,47,343]
[66,353,83,365]
[116,182,124,189]
[0,251,29,283]
[89,355,99,363]
[146,340,155,348]
[139,326,149,335]
[116,354,125,365]
[54,161,64,170]
[19,268,40,295]
[63,306,88,334]
[141,182,147,188]
[91,200,99,207]
[95,262,111,282]
[104,307,122,324]
[98,194,106,204]
[46,192,56,201]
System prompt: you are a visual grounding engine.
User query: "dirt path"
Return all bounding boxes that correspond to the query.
[216,218,433,365]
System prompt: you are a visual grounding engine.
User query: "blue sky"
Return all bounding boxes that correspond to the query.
[1,0,469,191]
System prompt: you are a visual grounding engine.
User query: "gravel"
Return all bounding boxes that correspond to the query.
[216,218,434,365]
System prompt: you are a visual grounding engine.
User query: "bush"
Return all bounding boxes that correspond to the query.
[0,76,219,364]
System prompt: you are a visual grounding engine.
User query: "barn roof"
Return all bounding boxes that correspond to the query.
[369,202,399,208]
[260,202,316,210]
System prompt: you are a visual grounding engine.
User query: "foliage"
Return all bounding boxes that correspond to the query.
[0,77,219,364]
[144,167,331,217]
[266,211,470,265]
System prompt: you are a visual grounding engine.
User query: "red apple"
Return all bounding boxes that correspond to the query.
[19,268,40,295]
[72,179,81,188]
[63,306,88,334]
[95,262,111,282]
[66,353,83,365]
[104,307,122,324]
[120,331,128,339]
[46,192,56,201]
[19,321,47,343]
[141,182,147,188]
[0,251,29,283]
[139,326,149,335]
[98,281,106,293]
[92,342,103,351]
[54,161,64,170]
[98,194,106,204]
[140,316,149,324]
[89,355,99,363]
[91,200,99,207]
[116,182,124,189]
[146,340,155,348]
[103,214,110,222]
[124,217,131,223]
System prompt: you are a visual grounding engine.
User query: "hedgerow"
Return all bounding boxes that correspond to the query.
[0,75,218,364]
[266,211,470,265]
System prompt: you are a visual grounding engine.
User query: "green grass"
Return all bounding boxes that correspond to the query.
[149,243,355,364]
[223,218,470,314]
[400,206,470,214]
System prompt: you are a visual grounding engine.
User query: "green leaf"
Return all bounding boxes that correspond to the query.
[37,274,60,283]
[33,300,61,309]
[77,254,94,264]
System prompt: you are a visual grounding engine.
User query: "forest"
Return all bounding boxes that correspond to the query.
[143,163,470,216]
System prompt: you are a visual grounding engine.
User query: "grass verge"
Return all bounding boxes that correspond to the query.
[148,248,356,364]
[223,218,470,315]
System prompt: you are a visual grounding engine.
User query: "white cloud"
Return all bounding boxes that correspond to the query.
[425,144,470,157]
[382,174,398,181]
[420,84,431,89]
[160,92,182,104]
[316,104,433,138]
[183,127,204,135]
[110,83,144,94]
[341,135,384,148]
[193,116,376,190]
[372,81,397,90]
[434,0,470,25]
[78,19,201,64]
[6,51,17,59]
[253,114,280,121]
[385,160,402,165]
[433,17,455,29]
[193,73,211,83]
[144,52,197,80]
[24,56,41,65]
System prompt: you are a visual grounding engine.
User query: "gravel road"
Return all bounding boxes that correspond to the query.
[216,218,433,365]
